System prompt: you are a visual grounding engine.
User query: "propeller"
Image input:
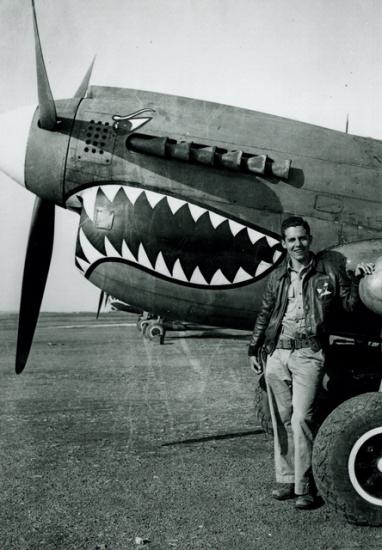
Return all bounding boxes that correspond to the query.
[96,291,109,319]
[15,1,95,372]
[74,56,96,98]
[16,198,55,374]
[96,291,105,319]
[32,0,57,130]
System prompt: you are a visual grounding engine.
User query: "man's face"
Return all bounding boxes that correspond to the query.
[282,225,312,264]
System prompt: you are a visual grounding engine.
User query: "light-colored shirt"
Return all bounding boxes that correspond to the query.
[281,258,312,338]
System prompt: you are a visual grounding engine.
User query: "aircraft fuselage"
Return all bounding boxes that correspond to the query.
[24,86,382,330]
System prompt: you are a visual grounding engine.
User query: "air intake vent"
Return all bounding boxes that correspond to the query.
[83,120,112,156]
[75,117,114,166]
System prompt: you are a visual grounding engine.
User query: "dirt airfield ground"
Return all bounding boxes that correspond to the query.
[0,312,381,550]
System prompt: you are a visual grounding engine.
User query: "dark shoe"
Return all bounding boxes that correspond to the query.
[272,483,295,500]
[295,493,315,509]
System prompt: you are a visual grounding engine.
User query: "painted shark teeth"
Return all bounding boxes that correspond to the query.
[188,203,207,222]
[123,186,144,205]
[233,267,252,283]
[76,184,279,245]
[145,189,165,208]
[172,259,188,281]
[190,266,208,285]
[137,243,153,269]
[81,187,98,221]
[102,185,121,203]
[247,228,264,245]
[73,184,285,287]
[256,260,272,277]
[122,240,137,262]
[76,256,91,273]
[266,236,279,248]
[79,229,104,263]
[209,211,226,229]
[154,252,171,277]
[228,220,245,237]
[105,236,121,258]
[167,196,186,214]
[210,269,231,286]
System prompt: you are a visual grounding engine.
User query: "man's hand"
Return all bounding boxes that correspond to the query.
[355,262,375,278]
[249,355,263,374]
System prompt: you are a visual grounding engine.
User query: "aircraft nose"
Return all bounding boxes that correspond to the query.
[0,105,37,187]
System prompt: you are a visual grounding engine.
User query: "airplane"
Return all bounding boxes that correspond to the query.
[1,0,382,525]
[3,0,382,376]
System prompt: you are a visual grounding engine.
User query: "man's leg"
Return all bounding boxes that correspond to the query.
[289,348,325,495]
[265,349,294,485]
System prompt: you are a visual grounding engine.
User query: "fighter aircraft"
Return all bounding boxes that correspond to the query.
[1,0,382,527]
[1,0,382,375]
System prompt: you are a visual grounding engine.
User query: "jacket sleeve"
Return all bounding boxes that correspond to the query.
[336,268,360,313]
[248,273,277,356]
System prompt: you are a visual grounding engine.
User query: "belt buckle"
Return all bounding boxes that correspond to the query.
[294,335,306,350]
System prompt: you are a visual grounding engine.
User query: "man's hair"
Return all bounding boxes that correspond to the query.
[281,216,311,239]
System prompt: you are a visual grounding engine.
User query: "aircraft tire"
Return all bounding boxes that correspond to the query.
[146,323,164,342]
[312,392,382,526]
[253,374,273,437]
[137,317,145,332]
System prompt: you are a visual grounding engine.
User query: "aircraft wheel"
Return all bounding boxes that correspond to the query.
[253,374,273,437]
[146,323,165,343]
[312,392,382,526]
[139,321,152,339]
[136,317,145,332]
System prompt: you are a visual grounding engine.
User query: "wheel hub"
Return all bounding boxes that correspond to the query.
[348,427,382,506]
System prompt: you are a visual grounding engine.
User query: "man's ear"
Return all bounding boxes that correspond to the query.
[281,239,287,250]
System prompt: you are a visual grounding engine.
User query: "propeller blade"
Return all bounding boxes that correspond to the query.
[32,0,57,130]
[96,292,110,318]
[16,197,55,374]
[96,290,104,319]
[74,56,96,98]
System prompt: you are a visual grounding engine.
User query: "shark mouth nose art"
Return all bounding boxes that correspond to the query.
[70,185,285,288]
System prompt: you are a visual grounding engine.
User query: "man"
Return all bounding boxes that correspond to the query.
[248,216,374,509]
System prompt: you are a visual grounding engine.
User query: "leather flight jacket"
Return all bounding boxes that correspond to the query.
[248,252,360,357]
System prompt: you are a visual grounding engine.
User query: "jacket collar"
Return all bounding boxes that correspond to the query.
[276,251,323,280]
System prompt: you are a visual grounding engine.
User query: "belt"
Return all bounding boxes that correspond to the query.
[277,336,321,351]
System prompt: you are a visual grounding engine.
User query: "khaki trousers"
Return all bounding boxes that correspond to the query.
[265,347,325,495]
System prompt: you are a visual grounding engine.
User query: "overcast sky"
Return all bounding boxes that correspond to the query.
[1,0,382,311]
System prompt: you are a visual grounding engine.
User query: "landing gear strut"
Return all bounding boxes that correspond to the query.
[136,311,154,333]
